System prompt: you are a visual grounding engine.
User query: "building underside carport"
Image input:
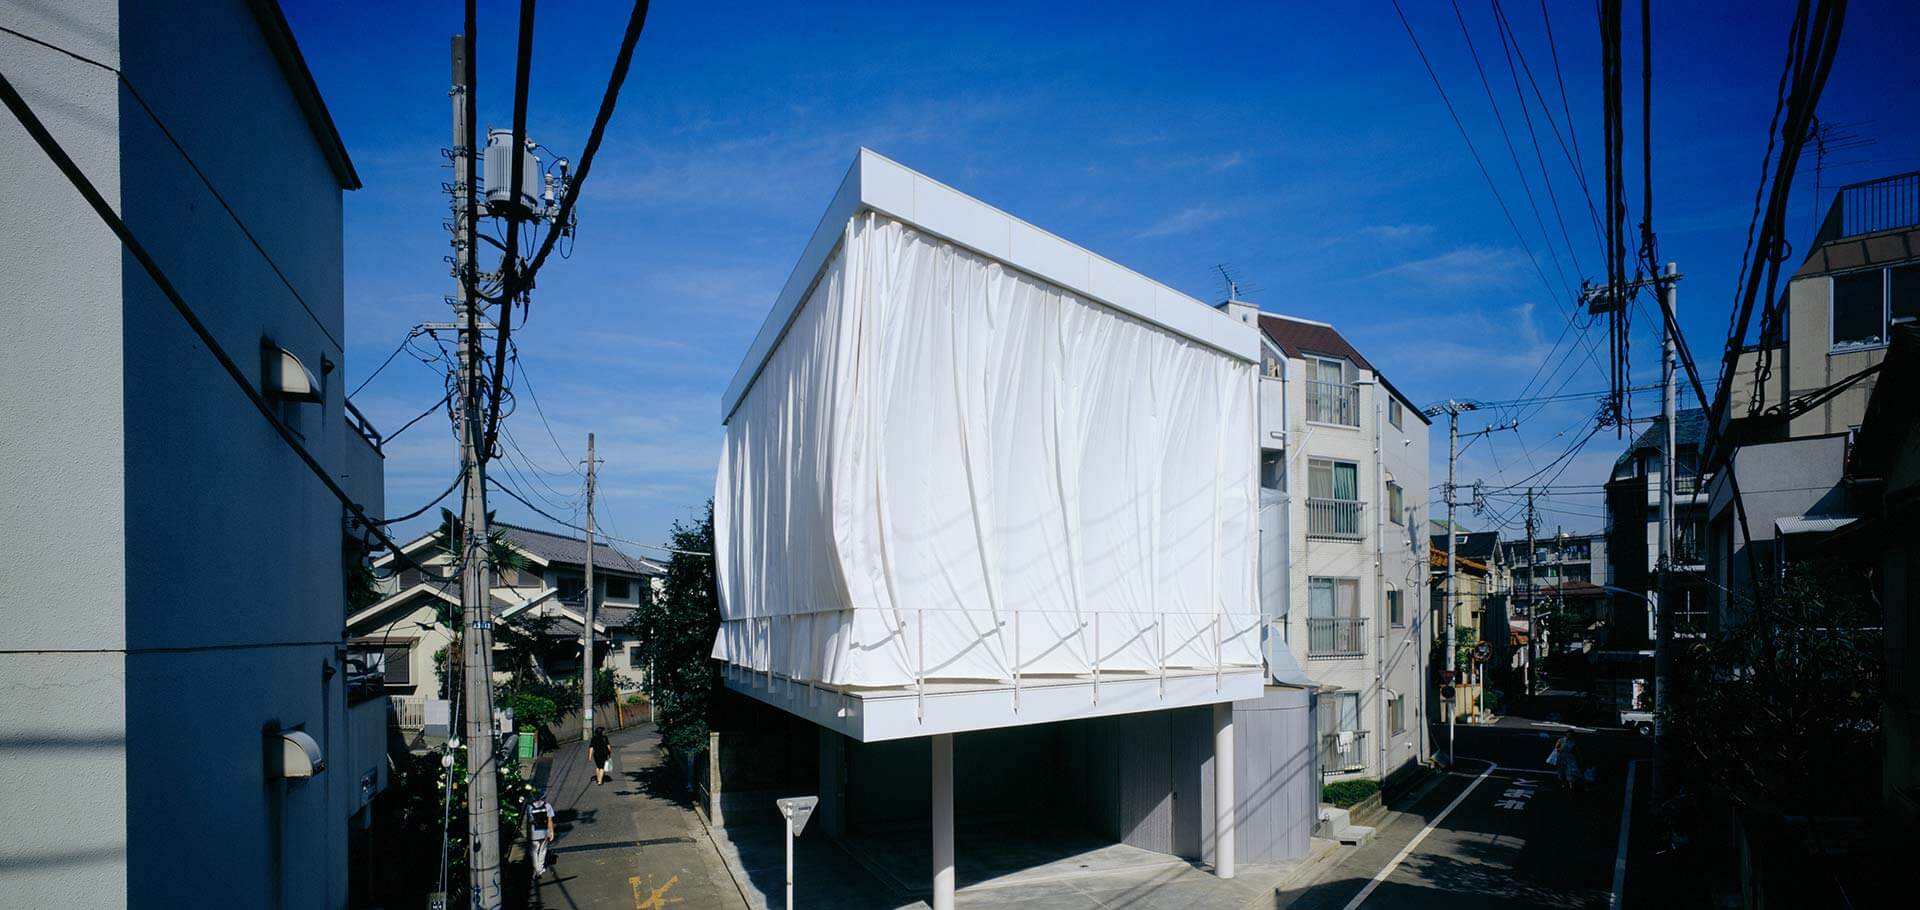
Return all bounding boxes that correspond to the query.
[705,670,1315,907]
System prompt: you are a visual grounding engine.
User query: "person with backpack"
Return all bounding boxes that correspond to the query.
[527,791,556,878]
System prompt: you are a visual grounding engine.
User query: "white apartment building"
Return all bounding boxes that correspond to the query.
[1218,306,1433,783]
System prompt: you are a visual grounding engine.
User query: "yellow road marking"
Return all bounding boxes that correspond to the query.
[629,873,680,909]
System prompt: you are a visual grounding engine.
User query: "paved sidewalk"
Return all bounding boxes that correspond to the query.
[530,723,746,910]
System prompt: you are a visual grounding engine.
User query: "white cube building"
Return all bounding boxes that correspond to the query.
[714,150,1319,904]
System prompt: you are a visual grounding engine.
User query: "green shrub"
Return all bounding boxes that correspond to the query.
[1322,778,1380,808]
[505,692,558,728]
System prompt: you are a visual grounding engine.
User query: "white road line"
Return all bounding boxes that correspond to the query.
[1341,760,1497,910]
[1609,759,1643,910]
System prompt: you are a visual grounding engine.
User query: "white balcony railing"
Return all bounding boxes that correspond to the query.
[390,696,426,730]
[1306,380,1360,426]
[1307,617,1367,658]
[1307,498,1364,539]
[1320,730,1369,774]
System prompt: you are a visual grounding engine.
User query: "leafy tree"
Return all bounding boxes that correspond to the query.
[366,744,539,907]
[1665,564,1881,815]
[624,500,720,760]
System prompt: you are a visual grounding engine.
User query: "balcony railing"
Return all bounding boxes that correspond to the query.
[1307,498,1364,539]
[390,695,426,730]
[1817,170,1920,243]
[1320,729,1370,775]
[1307,617,1366,658]
[1306,380,1360,426]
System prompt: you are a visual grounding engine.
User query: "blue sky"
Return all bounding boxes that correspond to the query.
[286,0,1919,552]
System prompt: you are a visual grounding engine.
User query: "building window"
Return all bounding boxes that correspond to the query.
[1387,588,1404,627]
[1261,450,1284,490]
[1388,397,1404,430]
[1832,264,1920,350]
[1318,691,1367,773]
[558,575,585,603]
[1306,356,1359,426]
[1308,576,1363,657]
[1308,458,1363,538]
[1389,693,1406,735]
[628,645,645,669]
[607,577,631,599]
[1386,481,1404,524]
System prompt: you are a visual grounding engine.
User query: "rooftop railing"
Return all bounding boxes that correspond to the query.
[1817,171,1920,244]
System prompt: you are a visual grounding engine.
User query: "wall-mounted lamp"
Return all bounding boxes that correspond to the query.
[263,342,323,403]
[269,729,326,780]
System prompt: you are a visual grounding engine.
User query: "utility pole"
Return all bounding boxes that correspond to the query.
[450,34,503,909]
[1654,261,1678,794]
[581,432,598,740]
[1423,399,1477,766]
[1525,489,1538,698]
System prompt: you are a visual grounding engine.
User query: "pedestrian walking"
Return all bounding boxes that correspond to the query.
[527,791,556,878]
[1546,734,1580,790]
[591,726,613,785]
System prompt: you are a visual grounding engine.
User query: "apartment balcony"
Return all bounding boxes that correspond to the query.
[1306,498,1365,540]
[1307,617,1367,658]
[1306,380,1360,427]
[1320,729,1370,775]
[1815,170,1920,244]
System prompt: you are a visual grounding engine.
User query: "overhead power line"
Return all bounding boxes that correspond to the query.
[489,477,710,557]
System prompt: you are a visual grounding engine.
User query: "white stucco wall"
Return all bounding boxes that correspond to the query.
[2,1,361,906]
[0,1,129,904]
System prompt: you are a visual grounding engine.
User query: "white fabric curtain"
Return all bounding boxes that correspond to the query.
[715,212,1260,687]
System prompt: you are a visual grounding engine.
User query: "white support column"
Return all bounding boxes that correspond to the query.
[931,733,956,910]
[1213,702,1236,879]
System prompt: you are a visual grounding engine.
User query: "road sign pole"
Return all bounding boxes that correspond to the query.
[774,795,818,910]
[784,814,793,910]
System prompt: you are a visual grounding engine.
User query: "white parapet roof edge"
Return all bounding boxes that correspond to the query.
[721,148,1260,422]
[723,663,1266,742]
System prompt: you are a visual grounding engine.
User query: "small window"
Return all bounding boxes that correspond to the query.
[1387,588,1404,627]
[1388,398,1404,430]
[628,645,644,669]
[1893,264,1920,324]
[1386,481,1405,524]
[1832,270,1886,348]
[1389,693,1406,735]
[558,575,585,602]
[606,577,631,599]
[383,644,412,686]
[1261,451,1284,490]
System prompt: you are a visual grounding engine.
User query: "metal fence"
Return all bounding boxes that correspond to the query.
[1833,170,1920,240]
[1319,730,1369,775]
[390,696,426,730]
[1306,498,1364,539]
[1306,380,1360,426]
[1306,617,1366,658]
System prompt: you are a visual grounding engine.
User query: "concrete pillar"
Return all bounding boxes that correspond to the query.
[1213,702,1236,879]
[931,732,955,910]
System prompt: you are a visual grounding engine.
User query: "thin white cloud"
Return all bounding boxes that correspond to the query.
[1363,246,1525,288]
[1135,205,1230,239]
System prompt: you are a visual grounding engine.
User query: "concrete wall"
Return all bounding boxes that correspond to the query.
[2,1,361,906]
[1785,274,1885,439]
[0,1,130,904]
[1706,434,1851,617]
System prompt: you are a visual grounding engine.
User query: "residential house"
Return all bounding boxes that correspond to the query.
[1606,408,1713,640]
[1703,171,1912,623]
[0,2,387,906]
[1427,536,1503,721]
[349,522,662,731]
[1226,310,1433,783]
[1833,321,1919,821]
[710,150,1320,905]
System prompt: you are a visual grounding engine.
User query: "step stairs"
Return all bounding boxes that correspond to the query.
[1315,804,1376,847]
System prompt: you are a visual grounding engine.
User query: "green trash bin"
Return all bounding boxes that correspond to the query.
[517,728,536,760]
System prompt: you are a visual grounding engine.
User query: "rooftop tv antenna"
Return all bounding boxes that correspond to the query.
[1215,264,1259,301]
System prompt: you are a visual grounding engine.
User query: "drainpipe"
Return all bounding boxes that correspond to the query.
[1359,377,1387,780]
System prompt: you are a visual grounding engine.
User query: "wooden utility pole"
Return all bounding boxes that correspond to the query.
[581,432,598,740]
[451,33,503,908]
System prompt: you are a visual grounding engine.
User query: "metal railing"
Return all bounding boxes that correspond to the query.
[1674,472,1701,496]
[721,606,1265,720]
[1320,730,1370,775]
[1819,170,1920,242]
[1306,498,1364,539]
[1307,617,1366,657]
[1306,380,1360,426]
[390,696,426,730]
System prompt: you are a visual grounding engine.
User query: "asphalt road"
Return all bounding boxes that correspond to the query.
[1276,721,1651,910]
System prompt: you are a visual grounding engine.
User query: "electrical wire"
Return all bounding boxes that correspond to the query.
[489,478,709,557]
[350,326,426,399]
[0,65,428,575]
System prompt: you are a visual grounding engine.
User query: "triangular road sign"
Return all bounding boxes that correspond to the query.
[776,796,819,836]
